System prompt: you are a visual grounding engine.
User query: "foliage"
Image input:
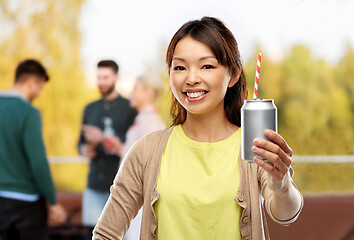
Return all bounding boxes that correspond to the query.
[0,1,353,156]
[50,162,88,192]
[244,46,354,155]
[1,1,353,198]
[292,162,354,195]
[0,0,99,156]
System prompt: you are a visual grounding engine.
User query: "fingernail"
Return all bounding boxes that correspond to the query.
[252,146,259,152]
[253,138,260,144]
[265,129,272,135]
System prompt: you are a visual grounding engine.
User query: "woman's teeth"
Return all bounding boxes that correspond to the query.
[186,91,206,98]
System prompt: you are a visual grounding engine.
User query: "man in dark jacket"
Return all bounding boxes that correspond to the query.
[78,60,137,236]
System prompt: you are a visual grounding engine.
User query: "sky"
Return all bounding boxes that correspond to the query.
[79,0,354,89]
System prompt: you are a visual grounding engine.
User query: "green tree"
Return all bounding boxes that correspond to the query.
[244,45,353,155]
[243,46,283,102]
[0,0,98,155]
[333,44,354,153]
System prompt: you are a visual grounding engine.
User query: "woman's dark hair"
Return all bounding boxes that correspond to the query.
[15,59,49,83]
[166,16,248,127]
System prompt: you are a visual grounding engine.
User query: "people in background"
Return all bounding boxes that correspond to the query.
[78,60,137,239]
[0,59,67,240]
[105,73,166,240]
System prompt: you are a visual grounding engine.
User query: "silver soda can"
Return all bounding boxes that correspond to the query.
[241,99,277,163]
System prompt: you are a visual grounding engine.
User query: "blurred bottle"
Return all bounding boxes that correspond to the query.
[103,117,116,155]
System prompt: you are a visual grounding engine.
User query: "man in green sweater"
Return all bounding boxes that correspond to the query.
[0,59,67,240]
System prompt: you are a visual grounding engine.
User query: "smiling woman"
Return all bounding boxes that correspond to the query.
[167,20,248,127]
[93,17,303,240]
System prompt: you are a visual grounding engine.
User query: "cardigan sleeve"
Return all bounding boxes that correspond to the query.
[93,139,145,240]
[259,166,304,226]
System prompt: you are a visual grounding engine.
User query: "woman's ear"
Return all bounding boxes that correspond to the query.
[228,68,241,88]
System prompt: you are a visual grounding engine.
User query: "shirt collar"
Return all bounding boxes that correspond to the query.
[0,89,28,102]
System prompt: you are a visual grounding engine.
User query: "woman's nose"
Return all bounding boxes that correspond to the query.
[186,69,201,86]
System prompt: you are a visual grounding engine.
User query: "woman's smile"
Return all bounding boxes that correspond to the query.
[183,89,209,102]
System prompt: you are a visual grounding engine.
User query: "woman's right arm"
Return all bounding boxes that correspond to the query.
[93,141,144,240]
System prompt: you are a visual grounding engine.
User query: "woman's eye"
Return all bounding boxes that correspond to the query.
[173,66,186,71]
[202,65,215,69]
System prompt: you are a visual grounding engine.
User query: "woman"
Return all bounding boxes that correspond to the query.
[122,74,166,158]
[94,17,303,240]
[103,74,166,239]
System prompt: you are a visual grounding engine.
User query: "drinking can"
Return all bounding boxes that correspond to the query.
[241,99,277,163]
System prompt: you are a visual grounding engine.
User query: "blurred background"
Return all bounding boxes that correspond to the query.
[0,0,353,239]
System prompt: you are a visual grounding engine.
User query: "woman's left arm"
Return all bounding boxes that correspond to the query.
[252,129,303,223]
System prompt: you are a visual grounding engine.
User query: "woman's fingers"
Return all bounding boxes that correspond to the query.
[252,145,288,175]
[253,137,292,168]
[253,156,286,181]
[252,130,294,181]
[264,130,293,157]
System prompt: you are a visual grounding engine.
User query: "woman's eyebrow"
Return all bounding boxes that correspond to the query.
[172,56,216,61]
[199,56,216,61]
[172,57,185,62]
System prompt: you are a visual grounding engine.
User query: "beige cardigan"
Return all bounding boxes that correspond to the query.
[93,128,303,240]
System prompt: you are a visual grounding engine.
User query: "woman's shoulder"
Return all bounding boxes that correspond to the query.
[143,127,172,142]
[127,127,173,156]
[122,127,173,172]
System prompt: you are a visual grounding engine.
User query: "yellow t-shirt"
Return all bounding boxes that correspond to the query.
[154,125,242,240]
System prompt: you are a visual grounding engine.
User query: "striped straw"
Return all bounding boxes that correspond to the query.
[253,53,262,100]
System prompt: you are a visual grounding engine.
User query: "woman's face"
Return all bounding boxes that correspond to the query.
[130,80,154,111]
[170,37,237,117]
[130,80,146,109]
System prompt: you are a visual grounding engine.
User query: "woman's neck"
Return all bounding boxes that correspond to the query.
[181,107,238,143]
[137,100,155,113]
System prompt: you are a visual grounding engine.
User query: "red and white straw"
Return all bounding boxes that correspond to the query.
[253,53,262,100]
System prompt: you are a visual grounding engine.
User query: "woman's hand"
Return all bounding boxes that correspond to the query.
[80,143,97,158]
[252,129,293,193]
[252,129,303,221]
[103,136,123,156]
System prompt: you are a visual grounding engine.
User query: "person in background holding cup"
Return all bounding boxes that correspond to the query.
[93,17,303,240]
[0,59,67,240]
[78,60,137,239]
[104,73,166,239]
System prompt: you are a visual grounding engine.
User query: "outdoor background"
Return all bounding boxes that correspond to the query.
[0,0,353,195]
